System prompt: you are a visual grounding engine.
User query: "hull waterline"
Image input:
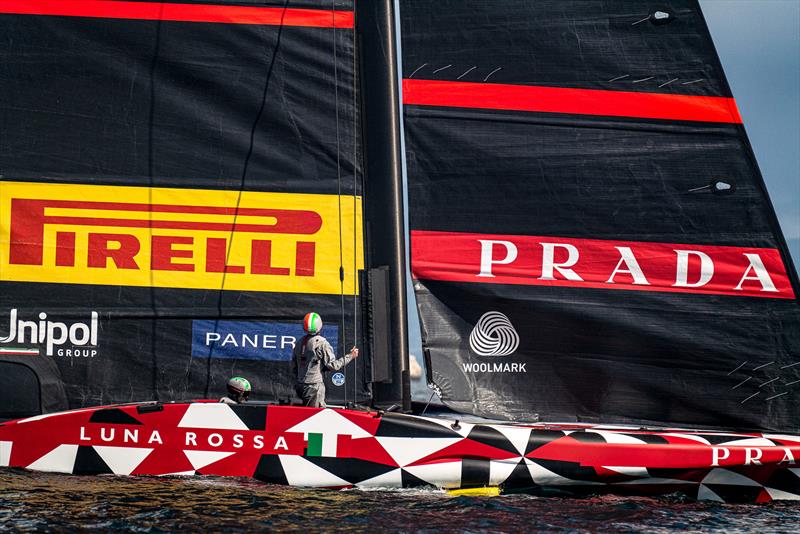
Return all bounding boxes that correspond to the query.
[1,401,799,503]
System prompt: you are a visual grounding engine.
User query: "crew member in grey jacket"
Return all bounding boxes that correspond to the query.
[292,312,359,407]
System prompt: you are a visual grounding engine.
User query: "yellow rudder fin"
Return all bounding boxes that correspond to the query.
[447,487,501,497]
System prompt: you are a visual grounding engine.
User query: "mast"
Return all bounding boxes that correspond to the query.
[356,0,410,411]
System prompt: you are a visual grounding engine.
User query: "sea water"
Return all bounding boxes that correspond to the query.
[2,470,799,533]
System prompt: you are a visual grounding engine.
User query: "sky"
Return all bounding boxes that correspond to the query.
[403,0,800,370]
[701,0,800,269]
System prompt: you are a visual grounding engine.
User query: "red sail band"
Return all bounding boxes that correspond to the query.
[411,230,795,299]
[0,0,354,28]
[403,79,743,124]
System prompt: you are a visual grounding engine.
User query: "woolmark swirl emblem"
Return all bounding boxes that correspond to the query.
[469,312,519,357]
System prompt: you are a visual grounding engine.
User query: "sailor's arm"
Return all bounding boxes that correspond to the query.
[322,342,359,371]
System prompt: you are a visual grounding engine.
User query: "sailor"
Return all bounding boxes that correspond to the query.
[292,312,359,408]
[220,376,251,404]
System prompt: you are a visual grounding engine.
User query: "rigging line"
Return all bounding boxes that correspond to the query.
[204,0,289,398]
[351,0,359,405]
[331,0,346,406]
[420,390,436,416]
[147,4,165,401]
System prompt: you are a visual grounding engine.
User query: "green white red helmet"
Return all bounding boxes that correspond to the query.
[226,376,251,402]
[303,312,323,334]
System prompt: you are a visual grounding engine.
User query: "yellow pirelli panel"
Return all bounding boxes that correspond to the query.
[0,181,363,295]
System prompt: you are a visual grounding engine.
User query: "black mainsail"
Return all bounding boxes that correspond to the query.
[401,0,800,431]
[0,0,370,414]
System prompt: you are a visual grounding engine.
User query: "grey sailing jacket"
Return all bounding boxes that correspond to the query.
[292,334,353,384]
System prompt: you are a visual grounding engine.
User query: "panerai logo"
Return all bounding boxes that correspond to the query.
[0,309,99,357]
[465,311,526,373]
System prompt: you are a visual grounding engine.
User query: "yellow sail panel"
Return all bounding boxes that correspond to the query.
[0,181,363,295]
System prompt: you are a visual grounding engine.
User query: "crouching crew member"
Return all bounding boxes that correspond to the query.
[220,376,251,404]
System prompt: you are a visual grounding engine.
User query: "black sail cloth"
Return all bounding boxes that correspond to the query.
[400,0,800,431]
[0,0,369,408]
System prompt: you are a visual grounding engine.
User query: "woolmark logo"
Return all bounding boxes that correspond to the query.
[468,311,519,357]
[0,308,99,357]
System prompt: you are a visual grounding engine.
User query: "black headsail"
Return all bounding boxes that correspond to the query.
[400,0,800,431]
[0,0,369,413]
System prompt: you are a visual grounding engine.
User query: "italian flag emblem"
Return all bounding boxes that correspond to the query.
[305,432,338,457]
[287,409,372,458]
[0,347,38,356]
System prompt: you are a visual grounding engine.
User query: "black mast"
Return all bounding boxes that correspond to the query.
[357,0,410,411]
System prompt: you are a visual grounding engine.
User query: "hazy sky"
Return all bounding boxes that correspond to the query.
[701,0,800,269]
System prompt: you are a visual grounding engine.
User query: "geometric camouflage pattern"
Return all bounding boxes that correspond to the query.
[1,402,799,503]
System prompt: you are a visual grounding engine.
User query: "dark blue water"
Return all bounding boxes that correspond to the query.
[2,470,799,533]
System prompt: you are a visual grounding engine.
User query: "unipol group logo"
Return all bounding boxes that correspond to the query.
[469,311,519,357]
[0,181,363,295]
[0,308,99,357]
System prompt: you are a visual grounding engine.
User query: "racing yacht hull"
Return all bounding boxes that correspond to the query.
[2,402,799,503]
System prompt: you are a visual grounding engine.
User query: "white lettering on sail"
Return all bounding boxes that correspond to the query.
[477,240,518,277]
[673,250,714,288]
[414,231,794,298]
[461,362,528,373]
[0,309,100,356]
[539,243,583,281]
[780,448,796,464]
[734,253,778,292]
[606,247,650,285]
[274,436,289,451]
[711,447,730,466]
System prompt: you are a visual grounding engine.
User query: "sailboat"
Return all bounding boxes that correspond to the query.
[1,0,799,503]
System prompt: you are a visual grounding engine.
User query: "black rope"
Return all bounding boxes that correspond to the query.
[421,390,436,416]
[351,1,359,406]
[331,0,347,406]
[147,6,165,401]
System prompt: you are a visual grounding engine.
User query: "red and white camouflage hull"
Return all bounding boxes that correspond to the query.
[1,401,799,503]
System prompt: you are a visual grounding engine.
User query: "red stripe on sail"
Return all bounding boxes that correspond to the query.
[411,230,794,299]
[403,79,743,124]
[0,1,354,28]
